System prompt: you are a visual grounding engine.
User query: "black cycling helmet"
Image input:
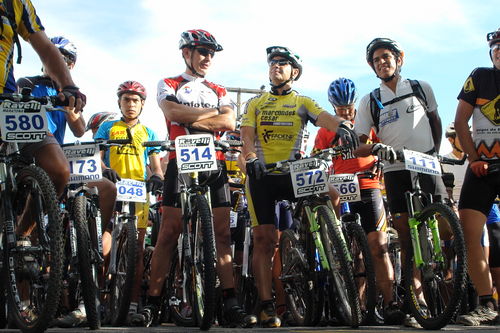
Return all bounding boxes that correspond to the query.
[366,38,404,63]
[487,28,500,47]
[366,38,404,82]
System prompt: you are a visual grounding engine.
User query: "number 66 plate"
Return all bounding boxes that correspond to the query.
[290,158,328,198]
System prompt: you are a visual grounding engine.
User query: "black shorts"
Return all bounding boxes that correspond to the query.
[162,160,231,208]
[384,170,447,214]
[349,188,387,234]
[458,162,500,217]
[247,173,295,227]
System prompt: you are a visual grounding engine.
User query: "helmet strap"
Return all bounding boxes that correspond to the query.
[184,49,205,78]
[269,69,295,93]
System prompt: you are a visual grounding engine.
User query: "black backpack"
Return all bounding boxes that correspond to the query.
[0,0,22,64]
[369,79,428,133]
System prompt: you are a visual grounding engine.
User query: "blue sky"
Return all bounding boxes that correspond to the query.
[16,0,499,154]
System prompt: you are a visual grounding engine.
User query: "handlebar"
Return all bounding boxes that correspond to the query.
[0,90,69,107]
[142,139,241,153]
[265,146,350,171]
[61,128,133,148]
[395,149,467,166]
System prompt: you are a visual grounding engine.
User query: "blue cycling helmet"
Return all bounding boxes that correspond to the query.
[327,78,357,106]
[50,36,77,64]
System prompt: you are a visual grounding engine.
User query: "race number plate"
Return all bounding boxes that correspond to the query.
[403,149,441,176]
[230,210,238,228]
[329,173,361,202]
[290,158,329,198]
[116,179,147,203]
[63,143,102,184]
[0,100,48,142]
[175,134,217,173]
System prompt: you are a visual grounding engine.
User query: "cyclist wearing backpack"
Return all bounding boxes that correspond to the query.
[454,28,500,326]
[354,37,447,327]
[312,77,405,324]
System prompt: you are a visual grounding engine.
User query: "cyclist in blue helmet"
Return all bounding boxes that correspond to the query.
[314,78,406,324]
[328,77,358,107]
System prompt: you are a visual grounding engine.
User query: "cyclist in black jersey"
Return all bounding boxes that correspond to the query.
[455,28,500,326]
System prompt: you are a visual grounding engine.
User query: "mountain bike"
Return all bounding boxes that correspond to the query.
[143,134,241,330]
[0,92,64,332]
[396,149,467,329]
[276,147,362,327]
[104,179,141,326]
[59,138,131,329]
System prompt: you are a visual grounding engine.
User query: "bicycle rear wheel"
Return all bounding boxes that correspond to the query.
[6,165,64,333]
[167,248,196,327]
[404,202,467,330]
[73,195,101,329]
[108,217,137,326]
[317,205,361,328]
[344,221,377,325]
[189,194,216,330]
[279,228,320,326]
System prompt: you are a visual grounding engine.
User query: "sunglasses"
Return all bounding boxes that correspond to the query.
[491,43,500,52]
[227,134,240,141]
[268,59,292,66]
[195,47,215,57]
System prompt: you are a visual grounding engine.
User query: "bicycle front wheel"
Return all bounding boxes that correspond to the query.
[7,165,64,333]
[344,221,377,325]
[404,202,467,330]
[109,217,137,326]
[189,194,216,330]
[317,205,361,328]
[73,195,101,329]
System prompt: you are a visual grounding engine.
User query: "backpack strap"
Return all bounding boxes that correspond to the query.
[408,79,428,112]
[369,79,430,133]
[369,88,382,133]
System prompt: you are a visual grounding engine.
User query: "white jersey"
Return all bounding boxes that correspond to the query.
[355,77,438,172]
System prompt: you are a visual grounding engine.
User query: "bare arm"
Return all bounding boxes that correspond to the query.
[190,105,235,132]
[455,99,477,162]
[159,99,218,124]
[241,125,257,161]
[315,111,344,132]
[148,154,164,178]
[65,109,85,137]
[29,31,75,89]
[428,111,442,153]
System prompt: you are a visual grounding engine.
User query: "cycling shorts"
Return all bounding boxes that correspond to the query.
[18,135,59,160]
[458,163,500,217]
[162,160,231,208]
[384,170,447,214]
[246,173,295,227]
[487,221,500,268]
[115,199,150,230]
[348,188,387,234]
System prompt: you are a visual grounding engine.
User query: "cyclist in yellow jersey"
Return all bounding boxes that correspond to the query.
[95,81,164,325]
[241,46,359,327]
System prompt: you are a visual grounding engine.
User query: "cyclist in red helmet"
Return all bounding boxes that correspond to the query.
[136,29,257,328]
[95,81,164,326]
[454,28,500,326]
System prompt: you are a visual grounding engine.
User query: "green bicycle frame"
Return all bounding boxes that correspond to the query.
[303,200,351,271]
[408,201,444,269]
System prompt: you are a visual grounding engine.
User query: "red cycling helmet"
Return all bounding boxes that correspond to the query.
[179,29,223,51]
[85,112,118,132]
[117,80,147,100]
